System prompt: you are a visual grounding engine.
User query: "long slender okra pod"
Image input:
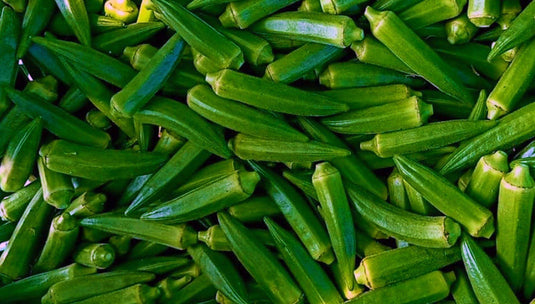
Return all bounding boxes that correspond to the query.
[219,0,299,29]
[54,0,91,45]
[0,7,19,117]
[465,151,509,208]
[372,0,423,12]
[351,37,412,74]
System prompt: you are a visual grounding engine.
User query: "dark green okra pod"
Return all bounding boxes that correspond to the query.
[351,37,413,74]
[387,169,410,210]
[399,0,467,30]
[219,0,299,29]
[73,243,116,269]
[198,225,274,251]
[227,195,281,222]
[157,275,192,302]
[92,22,165,56]
[17,0,56,58]
[0,181,40,222]
[451,266,479,304]
[173,159,243,196]
[0,7,20,117]
[63,192,106,218]
[162,273,217,304]
[104,0,138,23]
[37,157,74,209]
[465,151,509,208]
[69,284,160,304]
[127,241,168,260]
[467,0,500,27]
[54,0,91,45]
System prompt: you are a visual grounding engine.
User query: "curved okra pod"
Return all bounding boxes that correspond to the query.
[347,183,461,248]
[206,69,348,116]
[219,0,299,29]
[467,0,500,27]
[39,140,168,181]
[37,157,74,209]
[173,159,243,196]
[365,6,473,104]
[227,196,281,223]
[394,155,494,238]
[33,213,79,273]
[69,284,160,304]
[73,243,116,269]
[228,133,350,162]
[16,0,55,59]
[465,151,509,208]
[80,213,198,249]
[218,212,304,304]
[151,0,243,70]
[0,7,20,119]
[0,181,40,222]
[354,245,461,289]
[321,97,433,135]
[104,0,138,22]
[488,1,535,61]
[398,0,467,30]
[134,97,231,158]
[113,256,190,274]
[461,233,521,304]
[445,15,479,45]
[54,0,91,45]
[496,164,535,291]
[359,119,496,158]
[41,271,156,304]
[92,22,164,56]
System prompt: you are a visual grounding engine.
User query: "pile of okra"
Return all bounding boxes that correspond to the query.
[3,0,535,302]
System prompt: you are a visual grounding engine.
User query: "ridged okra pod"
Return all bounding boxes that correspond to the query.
[250,11,363,48]
[198,225,274,251]
[404,180,437,215]
[0,180,39,222]
[365,6,473,104]
[54,0,91,45]
[217,212,304,304]
[206,69,348,116]
[399,0,467,29]
[445,15,479,45]
[351,37,412,74]
[465,151,509,208]
[461,234,521,304]
[496,164,535,291]
[73,243,116,269]
[69,284,160,304]
[227,196,281,222]
[104,0,139,23]
[141,169,260,223]
[173,159,243,196]
[0,7,19,117]
[161,273,217,304]
[354,245,461,289]
[359,119,496,158]
[92,22,164,56]
[387,170,410,210]
[467,0,500,27]
[394,155,494,238]
[321,96,433,135]
[451,267,479,304]
[33,213,79,273]
[219,0,299,29]
[347,183,461,248]
[152,0,243,70]
[80,213,198,250]
[63,192,106,218]
[37,157,74,209]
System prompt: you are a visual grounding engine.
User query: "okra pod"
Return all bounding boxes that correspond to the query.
[465,151,509,208]
[399,0,467,29]
[227,195,281,222]
[320,0,366,14]
[49,13,126,36]
[63,192,106,218]
[0,7,19,118]
[219,0,299,29]
[351,37,413,74]
[0,181,39,222]
[162,273,217,304]
[108,235,131,257]
[282,169,319,200]
[71,284,160,304]
[85,110,111,131]
[451,266,479,304]
[198,225,274,251]
[206,69,348,116]
[187,0,235,10]
[372,0,424,12]
[57,87,89,114]
[421,89,473,119]
[16,0,55,58]
[157,275,192,302]
[104,0,138,23]
[403,180,438,215]
[387,170,410,210]
[92,22,164,56]
[173,159,243,196]
[37,157,74,209]
[445,14,479,45]
[127,241,168,260]
[73,242,116,269]
[54,0,91,45]
[467,0,500,27]
[347,183,461,248]
[114,256,190,274]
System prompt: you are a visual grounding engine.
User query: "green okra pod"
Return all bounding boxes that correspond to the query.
[465,151,509,208]
[451,267,479,304]
[215,283,271,304]
[319,0,366,14]
[366,6,473,104]
[81,226,111,243]
[54,0,91,45]
[354,245,461,289]
[198,225,274,251]
[360,119,496,158]
[372,0,423,12]
[58,87,88,114]
[387,169,410,210]
[141,169,260,223]
[16,0,55,58]
[421,89,473,119]
[173,159,243,196]
[330,261,363,301]
[496,164,535,291]
[394,155,495,238]
[282,169,319,200]
[37,157,74,209]
[63,192,106,218]
[251,11,363,47]
[399,0,467,29]
[227,195,281,222]
[42,271,156,304]
[211,27,274,67]
[69,284,160,304]
[187,84,308,142]
[113,256,190,274]
[33,213,79,273]
[127,241,168,260]
[461,233,521,304]
[321,96,433,135]
[80,213,198,250]
[217,212,304,304]
[0,181,39,222]
[351,37,413,74]
[134,97,230,158]
[467,89,488,121]
[347,183,461,248]
[497,0,521,29]
[467,0,500,27]
[229,133,350,162]
[152,0,243,70]
[187,0,235,10]
[39,140,167,181]
[73,243,116,269]
[248,161,334,264]
[206,69,348,116]
[170,261,202,278]
[48,14,126,36]
[157,275,192,301]
[92,22,164,56]
[219,0,299,29]
[104,0,138,23]
[162,273,217,304]
[445,14,479,45]
[0,7,19,117]
[403,180,437,215]
[108,235,132,257]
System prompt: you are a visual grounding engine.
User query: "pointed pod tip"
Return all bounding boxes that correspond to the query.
[504,163,535,188]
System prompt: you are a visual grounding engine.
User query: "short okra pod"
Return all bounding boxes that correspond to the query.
[351,37,413,74]
[0,7,20,117]
[37,157,74,209]
[218,212,304,304]
[69,284,160,304]
[198,225,274,251]
[92,22,164,56]
[461,233,521,304]
[206,69,348,116]
[365,6,473,104]
[359,119,497,158]
[399,0,467,30]
[465,151,509,208]
[162,273,217,304]
[33,213,79,273]
[467,0,500,27]
[113,256,190,274]
[80,213,198,250]
[321,96,433,135]
[173,159,243,196]
[387,170,410,210]
[445,14,479,44]
[0,180,39,222]
[229,133,350,162]
[104,0,138,22]
[41,271,156,304]
[347,183,461,248]
[496,164,535,291]
[394,155,495,238]
[354,245,461,289]
[73,243,116,269]
[227,195,281,222]
[151,0,243,70]
[251,11,363,48]
[54,0,91,45]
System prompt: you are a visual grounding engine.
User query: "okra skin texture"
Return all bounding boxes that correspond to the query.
[218,212,304,304]
[229,133,350,163]
[73,243,116,269]
[55,0,91,46]
[399,0,467,30]
[354,245,461,289]
[496,164,535,291]
[465,151,509,208]
[162,273,217,304]
[42,271,156,304]
[174,158,243,196]
[92,22,165,56]
[387,170,410,210]
[451,267,479,304]
[37,157,74,209]
[152,0,243,70]
[366,6,473,104]
[0,263,96,303]
[188,84,308,142]
[228,195,281,223]
[0,181,40,222]
[346,271,453,304]
[64,192,106,218]
[70,284,160,304]
[372,0,423,12]
[321,97,433,135]
[347,183,461,248]
[394,155,494,238]
[80,213,198,250]
[0,189,53,283]
[351,37,413,74]
[461,233,521,304]
[0,7,20,117]
[219,0,299,29]
[17,0,55,59]
[360,119,496,158]
[0,118,42,192]
[467,0,500,27]
[206,69,348,116]
[251,11,363,48]
[39,140,168,181]
[486,38,535,120]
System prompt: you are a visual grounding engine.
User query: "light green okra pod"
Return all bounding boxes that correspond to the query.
[399,0,467,29]
[465,151,509,208]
